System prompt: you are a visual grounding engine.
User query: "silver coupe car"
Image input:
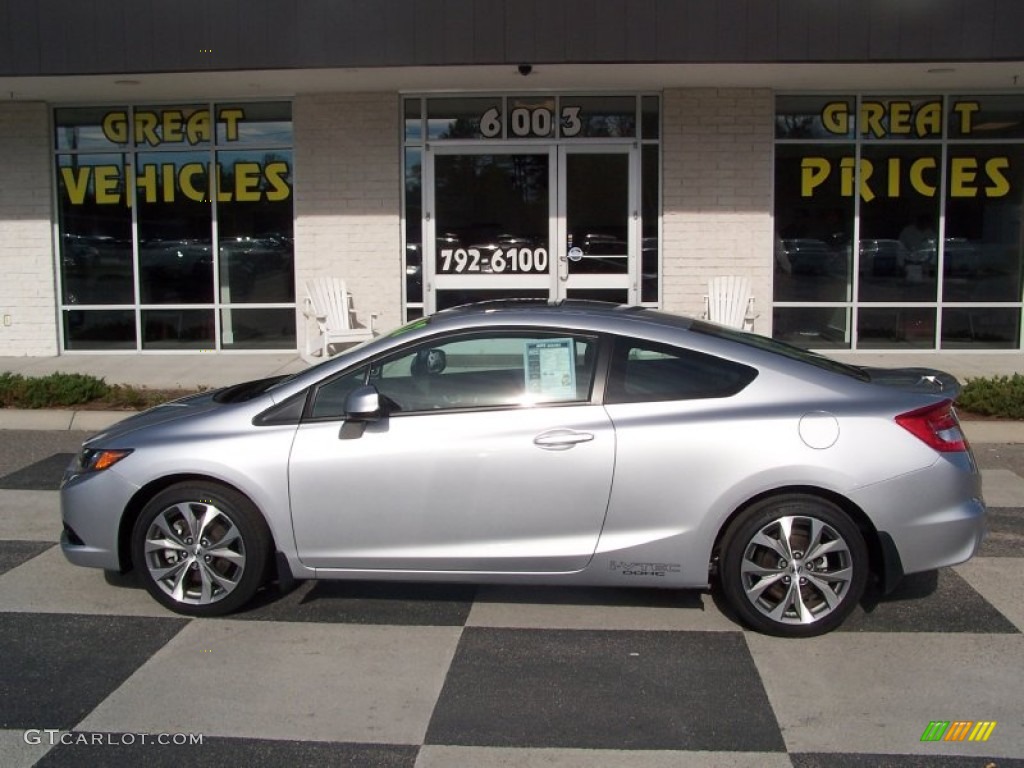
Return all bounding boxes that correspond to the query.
[60,301,986,637]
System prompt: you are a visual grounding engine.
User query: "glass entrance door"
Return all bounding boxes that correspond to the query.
[557,146,636,304]
[427,148,556,313]
[425,145,636,312]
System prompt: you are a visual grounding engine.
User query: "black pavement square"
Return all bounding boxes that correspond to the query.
[791,753,1024,767]
[474,584,707,610]
[0,613,188,730]
[36,735,417,768]
[425,627,786,751]
[0,540,54,576]
[979,507,1024,557]
[841,568,1019,633]
[233,580,476,625]
[0,453,73,490]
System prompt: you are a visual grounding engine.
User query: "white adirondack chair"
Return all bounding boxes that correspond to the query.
[703,276,757,331]
[302,277,378,361]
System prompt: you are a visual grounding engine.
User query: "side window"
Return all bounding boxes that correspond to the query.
[367,333,597,413]
[309,366,368,419]
[606,337,757,404]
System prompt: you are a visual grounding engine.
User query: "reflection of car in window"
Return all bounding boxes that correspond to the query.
[779,238,840,275]
[907,237,981,278]
[580,233,627,255]
[858,239,906,278]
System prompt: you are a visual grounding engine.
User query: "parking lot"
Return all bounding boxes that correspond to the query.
[1,428,1022,767]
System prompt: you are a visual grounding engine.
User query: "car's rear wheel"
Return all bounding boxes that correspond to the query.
[132,481,271,617]
[719,494,867,637]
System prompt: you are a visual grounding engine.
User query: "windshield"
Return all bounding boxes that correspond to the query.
[265,316,436,393]
[213,375,291,403]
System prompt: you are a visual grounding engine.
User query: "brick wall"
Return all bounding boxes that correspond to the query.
[0,102,58,356]
[661,88,774,333]
[293,93,402,351]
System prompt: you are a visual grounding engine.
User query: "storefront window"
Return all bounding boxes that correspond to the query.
[942,308,1020,348]
[948,95,1024,140]
[774,144,853,308]
[641,145,660,303]
[776,96,854,140]
[56,153,134,307]
[642,96,660,140]
[427,97,502,140]
[136,151,214,305]
[565,96,636,138]
[857,144,940,303]
[216,149,295,305]
[54,102,295,351]
[774,94,1024,350]
[55,107,130,151]
[404,148,423,308]
[944,145,1024,303]
[63,310,136,351]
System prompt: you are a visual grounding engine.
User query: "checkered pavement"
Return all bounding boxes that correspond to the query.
[1,441,1022,767]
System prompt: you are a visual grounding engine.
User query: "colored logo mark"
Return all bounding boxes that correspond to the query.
[921,721,997,742]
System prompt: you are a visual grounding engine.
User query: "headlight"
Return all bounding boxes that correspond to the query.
[76,448,133,474]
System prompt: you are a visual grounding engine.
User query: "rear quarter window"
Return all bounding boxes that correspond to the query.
[605,337,757,404]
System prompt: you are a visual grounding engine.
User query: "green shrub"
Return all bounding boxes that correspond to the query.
[0,372,204,410]
[958,374,1024,420]
[0,370,111,409]
[0,372,111,409]
[103,384,178,410]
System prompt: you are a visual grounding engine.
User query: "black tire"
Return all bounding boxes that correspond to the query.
[131,481,271,617]
[719,494,868,637]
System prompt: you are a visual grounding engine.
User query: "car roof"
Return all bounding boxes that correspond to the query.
[435,299,689,327]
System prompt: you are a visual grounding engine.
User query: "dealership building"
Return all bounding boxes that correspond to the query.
[2,0,1024,360]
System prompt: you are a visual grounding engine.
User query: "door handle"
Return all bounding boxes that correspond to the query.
[533,430,595,450]
[558,253,569,282]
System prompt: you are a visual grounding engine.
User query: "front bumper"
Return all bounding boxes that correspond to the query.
[60,463,140,572]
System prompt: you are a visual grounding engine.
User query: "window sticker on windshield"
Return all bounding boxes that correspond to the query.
[523,338,577,401]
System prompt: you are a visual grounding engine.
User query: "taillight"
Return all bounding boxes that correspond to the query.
[895,400,968,453]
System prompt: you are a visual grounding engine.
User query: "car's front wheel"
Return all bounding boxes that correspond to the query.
[132,481,271,617]
[719,494,868,637]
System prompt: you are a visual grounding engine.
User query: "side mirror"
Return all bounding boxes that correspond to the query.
[340,385,385,440]
[344,385,384,422]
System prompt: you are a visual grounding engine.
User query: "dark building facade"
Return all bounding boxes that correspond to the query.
[1,0,1023,355]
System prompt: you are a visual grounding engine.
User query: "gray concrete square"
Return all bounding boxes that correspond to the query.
[0,490,61,541]
[979,507,1024,557]
[0,546,176,617]
[748,632,1024,758]
[0,541,53,578]
[0,729,55,768]
[77,619,462,745]
[956,556,1024,633]
[981,468,1024,507]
